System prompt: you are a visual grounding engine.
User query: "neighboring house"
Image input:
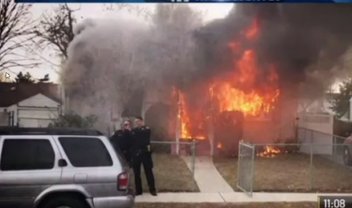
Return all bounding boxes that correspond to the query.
[0,82,61,127]
[298,94,335,115]
[298,92,352,121]
[297,94,337,155]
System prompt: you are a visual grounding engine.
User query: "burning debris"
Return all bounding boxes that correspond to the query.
[256,146,283,158]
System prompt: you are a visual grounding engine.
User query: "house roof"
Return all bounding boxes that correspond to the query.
[0,82,61,107]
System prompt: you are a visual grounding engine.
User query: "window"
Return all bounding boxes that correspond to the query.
[1,139,55,171]
[59,137,112,167]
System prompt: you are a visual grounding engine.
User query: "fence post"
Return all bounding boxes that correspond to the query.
[332,136,336,162]
[191,139,196,177]
[303,128,307,144]
[236,141,242,188]
[250,144,256,197]
[309,132,313,191]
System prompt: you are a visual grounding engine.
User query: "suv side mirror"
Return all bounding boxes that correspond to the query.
[58,159,68,167]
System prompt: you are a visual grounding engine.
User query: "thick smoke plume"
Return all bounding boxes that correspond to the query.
[63,5,352,132]
[63,6,201,132]
[195,4,352,96]
[63,18,150,131]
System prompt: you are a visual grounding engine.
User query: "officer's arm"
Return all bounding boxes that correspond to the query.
[146,127,152,152]
[146,127,151,140]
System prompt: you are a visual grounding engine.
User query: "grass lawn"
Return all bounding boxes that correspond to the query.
[135,203,315,208]
[214,153,352,192]
[130,153,199,192]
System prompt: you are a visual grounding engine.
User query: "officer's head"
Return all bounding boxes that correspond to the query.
[122,120,132,130]
[135,116,144,127]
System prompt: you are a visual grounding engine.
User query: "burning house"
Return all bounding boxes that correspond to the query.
[161,5,352,156]
[63,5,352,156]
[169,18,284,156]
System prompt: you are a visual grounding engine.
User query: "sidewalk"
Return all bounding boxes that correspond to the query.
[182,156,233,193]
[135,192,352,203]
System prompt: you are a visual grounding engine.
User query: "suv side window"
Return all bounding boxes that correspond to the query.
[0,139,55,171]
[59,137,113,167]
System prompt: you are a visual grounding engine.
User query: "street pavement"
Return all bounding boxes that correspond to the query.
[135,192,352,203]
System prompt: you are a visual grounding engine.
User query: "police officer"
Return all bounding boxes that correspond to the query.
[110,120,132,166]
[131,116,157,196]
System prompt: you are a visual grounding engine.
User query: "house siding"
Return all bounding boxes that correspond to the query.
[1,94,61,128]
[0,112,8,126]
[18,93,59,108]
[298,113,334,155]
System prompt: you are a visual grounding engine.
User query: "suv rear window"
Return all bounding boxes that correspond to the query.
[1,139,55,171]
[59,137,112,167]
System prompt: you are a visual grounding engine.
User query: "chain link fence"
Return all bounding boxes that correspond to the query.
[237,128,352,196]
[298,128,347,166]
[237,141,255,196]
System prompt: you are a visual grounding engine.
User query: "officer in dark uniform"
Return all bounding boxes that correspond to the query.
[110,120,132,166]
[131,116,157,196]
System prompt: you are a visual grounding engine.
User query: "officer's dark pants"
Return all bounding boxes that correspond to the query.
[122,151,131,167]
[132,152,156,194]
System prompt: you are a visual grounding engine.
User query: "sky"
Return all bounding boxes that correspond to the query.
[5,3,233,83]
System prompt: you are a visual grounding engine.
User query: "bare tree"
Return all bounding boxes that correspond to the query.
[0,0,36,71]
[34,4,76,60]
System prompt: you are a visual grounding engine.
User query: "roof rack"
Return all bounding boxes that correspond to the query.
[0,127,103,136]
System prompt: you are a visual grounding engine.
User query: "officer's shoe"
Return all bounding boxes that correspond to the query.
[150,190,157,196]
[135,191,143,196]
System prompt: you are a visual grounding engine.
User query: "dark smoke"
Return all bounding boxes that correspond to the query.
[195,4,352,92]
[63,5,352,132]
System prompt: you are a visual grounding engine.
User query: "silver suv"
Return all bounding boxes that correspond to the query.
[0,127,134,208]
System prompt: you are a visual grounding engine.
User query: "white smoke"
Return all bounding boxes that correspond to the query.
[63,5,201,133]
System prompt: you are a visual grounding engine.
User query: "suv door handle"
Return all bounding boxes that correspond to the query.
[58,159,68,167]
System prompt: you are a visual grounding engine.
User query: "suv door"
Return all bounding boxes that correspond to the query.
[0,136,62,208]
[56,136,123,198]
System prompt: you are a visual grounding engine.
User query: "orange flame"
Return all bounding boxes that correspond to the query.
[174,18,280,140]
[177,89,205,140]
[211,19,280,117]
[257,145,281,158]
[245,18,259,41]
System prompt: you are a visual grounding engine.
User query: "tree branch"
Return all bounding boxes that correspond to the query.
[34,4,76,60]
[0,0,35,71]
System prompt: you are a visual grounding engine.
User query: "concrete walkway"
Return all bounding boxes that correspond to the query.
[135,155,352,203]
[182,156,233,193]
[135,192,352,203]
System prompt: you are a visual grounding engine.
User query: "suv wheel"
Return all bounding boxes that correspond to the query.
[40,196,88,208]
[343,147,352,166]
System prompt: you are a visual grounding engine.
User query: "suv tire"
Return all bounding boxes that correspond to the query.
[40,196,89,208]
[343,147,352,166]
